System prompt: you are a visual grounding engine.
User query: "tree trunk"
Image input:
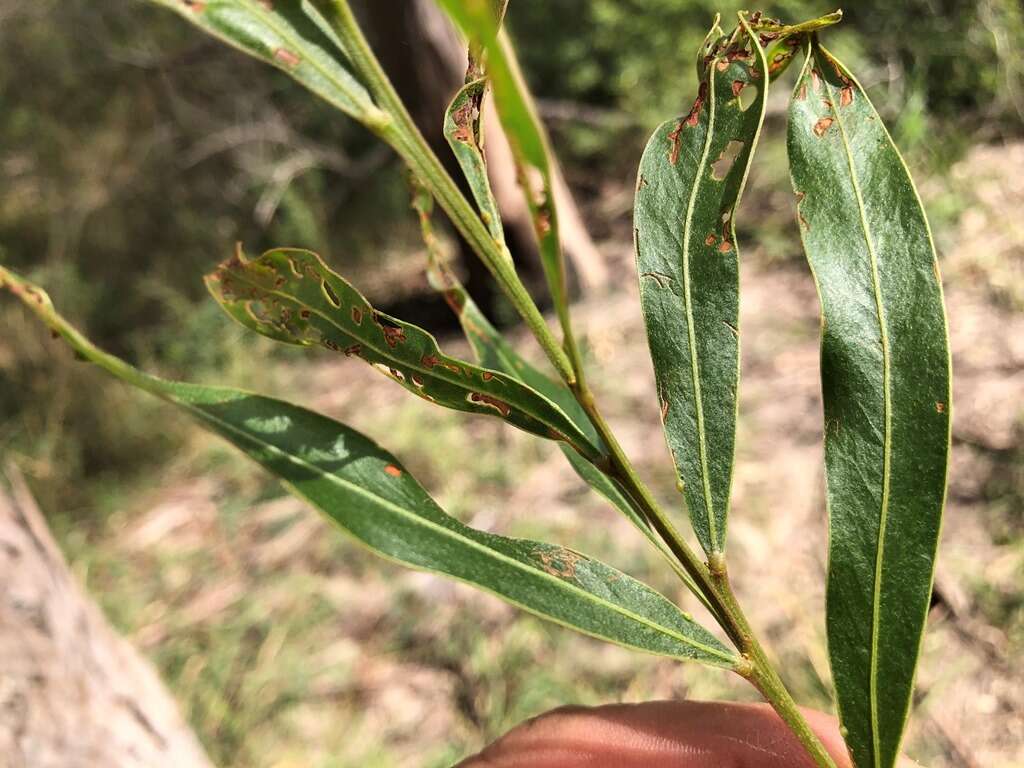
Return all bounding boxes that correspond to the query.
[361,0,608,312]
[0,467,213,768]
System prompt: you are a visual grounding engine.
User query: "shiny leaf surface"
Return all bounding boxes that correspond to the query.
[634,16,768,555]
[410,188,716,612]
[788,40,951,768]
[0,265,737,670]
[147,0,378,122]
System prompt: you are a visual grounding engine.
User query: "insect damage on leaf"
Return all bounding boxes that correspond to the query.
[634,13,768,556]
[0,263,737,672]
[206,247,603,461]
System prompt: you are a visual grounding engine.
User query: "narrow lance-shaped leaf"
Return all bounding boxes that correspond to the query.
[0,266,737,670]
[787,40,951,768]
[634,15,768,556]
[409,187,720,618]
[146,0,381,124]
[435,0,574,335]
[206,248,601,461]
[444,78,506,244]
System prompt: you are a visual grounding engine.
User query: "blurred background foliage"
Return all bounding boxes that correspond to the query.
[1,2,1023,764]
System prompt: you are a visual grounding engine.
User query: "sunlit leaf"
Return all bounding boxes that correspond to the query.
[633,15,768,556]
[788,39,951,768]
[410,187,717,613]
[435,0,573,334]
[444,78,506,243]
[751,10,842,82]
[146,0,379,122]
[0,265,737,670]
[206,247,601,460]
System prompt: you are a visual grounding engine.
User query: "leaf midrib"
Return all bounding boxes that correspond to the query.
[680,61,720,551]
[227,265,595,455]
[818,48,894,768]
[199,0,374,116]
[169,392,734,665]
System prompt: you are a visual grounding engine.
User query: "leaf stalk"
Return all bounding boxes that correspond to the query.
[571,374,837,767]
[320,0,575,384]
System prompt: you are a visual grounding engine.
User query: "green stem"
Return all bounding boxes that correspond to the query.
[322,0,575,385]
[714,573,840,768]
[574,377,836,768]
[318,5,834,763]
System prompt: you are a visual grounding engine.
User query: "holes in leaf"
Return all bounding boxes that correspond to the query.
[737,83,758,112]
[246,300,273,325]
[711,140,745,180]
[322,280,341,307]
[467,392,511,417]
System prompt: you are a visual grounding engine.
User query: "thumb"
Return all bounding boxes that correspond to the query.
[457,700,854,768]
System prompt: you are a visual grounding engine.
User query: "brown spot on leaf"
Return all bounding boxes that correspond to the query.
[442,289,465,315]
[813,117,834,137]
[840,86,854,107]
[451,100,476,144]
[732,80,746,98]
[667,121,684,165]
[718,239,734,253]
[379,323,406,348]
[811,69,821,91]
[299,309,311,319]
[705,233,718,246]
[273,48,301,69]
[183,0,206,10]
[797,84,807,101]
[343,344,361,357]
[411,373,425,388]
[421,354,439,368]
[384,464,402,478]
[684,81,708,129]
[769,52,792,77]
[468,392,511,417]
[535,208,552,238]
[716,60,730,72]
[482,371,494,381]
[351,306,362,325]
[935,401,946,414]
[535,548,583,580]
